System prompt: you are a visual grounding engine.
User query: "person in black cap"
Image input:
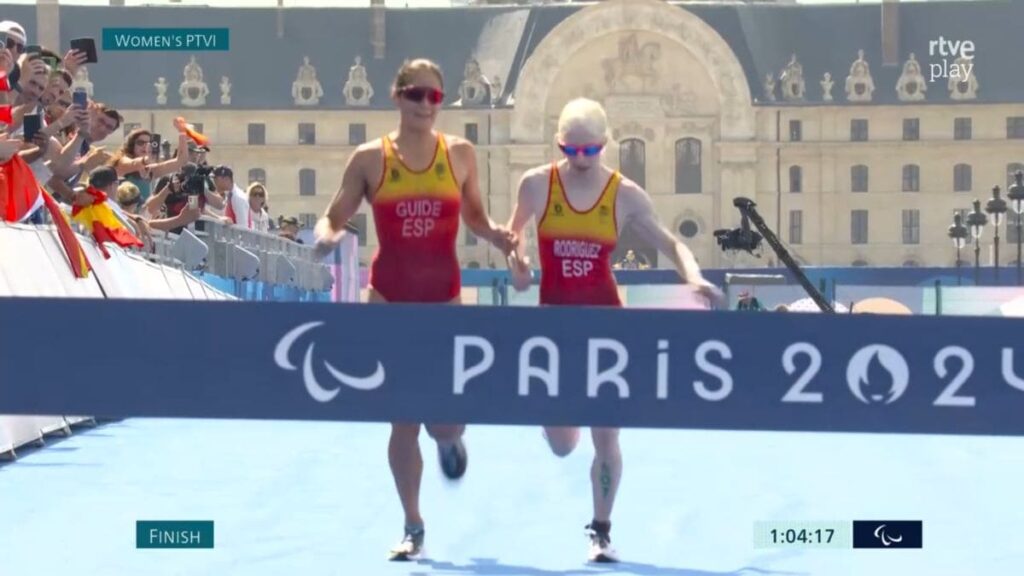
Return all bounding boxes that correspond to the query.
[213,164,251,228]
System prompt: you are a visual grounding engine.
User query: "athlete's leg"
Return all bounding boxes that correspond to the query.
[586,427,621,562]
[543,426,581,457]
[389,422,425,526]
[590,427,621,522]
[370,287,427,558]
[429,293,470,480]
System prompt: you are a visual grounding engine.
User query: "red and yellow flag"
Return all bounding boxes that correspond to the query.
[71,187,144,259]
[1,155,91,278]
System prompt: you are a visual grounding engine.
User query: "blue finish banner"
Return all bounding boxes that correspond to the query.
[2,298,1024,436]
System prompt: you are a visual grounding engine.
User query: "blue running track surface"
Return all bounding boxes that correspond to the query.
[2,419,1023,576]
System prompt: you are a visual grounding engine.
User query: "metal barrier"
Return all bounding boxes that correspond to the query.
[148,219,334,293]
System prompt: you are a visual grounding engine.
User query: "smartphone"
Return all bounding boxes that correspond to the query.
[187,195,199,210]
[69,38,98,64]
[151,133,162,157]
[22,113,41,142]
[72,88,88,108]
[25,45,41,55]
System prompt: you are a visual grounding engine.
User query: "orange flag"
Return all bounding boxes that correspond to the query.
[71,186,144,259]
[175,116,210,147]
[1,155,91,278]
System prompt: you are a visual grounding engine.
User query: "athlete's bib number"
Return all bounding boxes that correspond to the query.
[562,259,595,278]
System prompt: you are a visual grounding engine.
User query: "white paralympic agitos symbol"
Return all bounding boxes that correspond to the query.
[846,344,909,405]
[274,321,385,402]
[874,524,903,547]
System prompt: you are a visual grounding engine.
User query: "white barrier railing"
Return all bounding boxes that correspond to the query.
[0,221,233,459]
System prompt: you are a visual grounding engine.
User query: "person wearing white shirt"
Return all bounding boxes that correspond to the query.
[212,164,251,229]
[246,181,270,233]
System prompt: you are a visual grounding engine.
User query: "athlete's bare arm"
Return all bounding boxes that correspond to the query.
[314,141,381,255]
[506,166,549,290]
[617,179,721,302]
[449,137,516,254]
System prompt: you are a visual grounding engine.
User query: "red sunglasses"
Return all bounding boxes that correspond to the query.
[559,142,604,157]
[399,86,444,105]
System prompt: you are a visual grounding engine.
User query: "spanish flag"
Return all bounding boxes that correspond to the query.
[0,155,91,278]
[71,186,144,259]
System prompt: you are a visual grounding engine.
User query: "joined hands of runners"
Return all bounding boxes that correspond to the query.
[485,225,517,255]
[507,250,532,291]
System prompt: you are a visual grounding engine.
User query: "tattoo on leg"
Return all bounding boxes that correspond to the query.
[600,463,611,499]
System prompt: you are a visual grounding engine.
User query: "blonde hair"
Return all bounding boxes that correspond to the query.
[557,98,610,141]
[116,181,140,205]
[392,58,444,94]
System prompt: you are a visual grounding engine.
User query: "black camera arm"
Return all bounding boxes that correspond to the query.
[732,197,835,313]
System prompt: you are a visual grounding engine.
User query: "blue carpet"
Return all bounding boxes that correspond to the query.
[2,419,1022,575]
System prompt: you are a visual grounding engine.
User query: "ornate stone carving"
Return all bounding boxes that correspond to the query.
[779,54,805,101]
[220,76,231,105]
[896,53,927,102]
[604,95,662,120]
[949,56,978,101]
[601,33,661,93]
[455,58,491,107]
[762,73,776,102]
[612,121,656,142]
[820,72,834,102]
[490,75,503,104]
[179,56,209,107]
[343,56,374,107]
[71,66,93,98]
[661,83,698,116]
[292,56,324,106]
[845,49,875,102]
[511,0,754,144]
[154,77,168,105]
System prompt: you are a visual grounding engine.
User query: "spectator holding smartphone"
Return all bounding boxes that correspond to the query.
[106,123,188,201]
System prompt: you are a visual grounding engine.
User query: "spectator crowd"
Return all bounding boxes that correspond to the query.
[0,19,305,262]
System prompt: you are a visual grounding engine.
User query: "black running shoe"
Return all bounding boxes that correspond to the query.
[586,523,619,563]
[438,438,468,480]
[388,526,424,561]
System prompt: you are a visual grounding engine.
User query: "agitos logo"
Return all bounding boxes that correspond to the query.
[274,322,385,402]
[853,520,922,549]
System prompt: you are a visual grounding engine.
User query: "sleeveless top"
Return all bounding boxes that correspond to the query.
[368,133,462,302]
[537,163,622,307]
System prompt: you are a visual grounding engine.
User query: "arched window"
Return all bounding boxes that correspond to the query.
[674,138,701,194]
[619,139,646,189]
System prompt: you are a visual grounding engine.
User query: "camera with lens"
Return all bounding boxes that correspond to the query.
[713,216,762,253]
[179,162,213,196]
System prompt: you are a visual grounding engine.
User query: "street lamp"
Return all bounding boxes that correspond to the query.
[966,199,988,285]
[986,185,1008,282]
[1008,170,1024,285]
[948,212,968,286]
